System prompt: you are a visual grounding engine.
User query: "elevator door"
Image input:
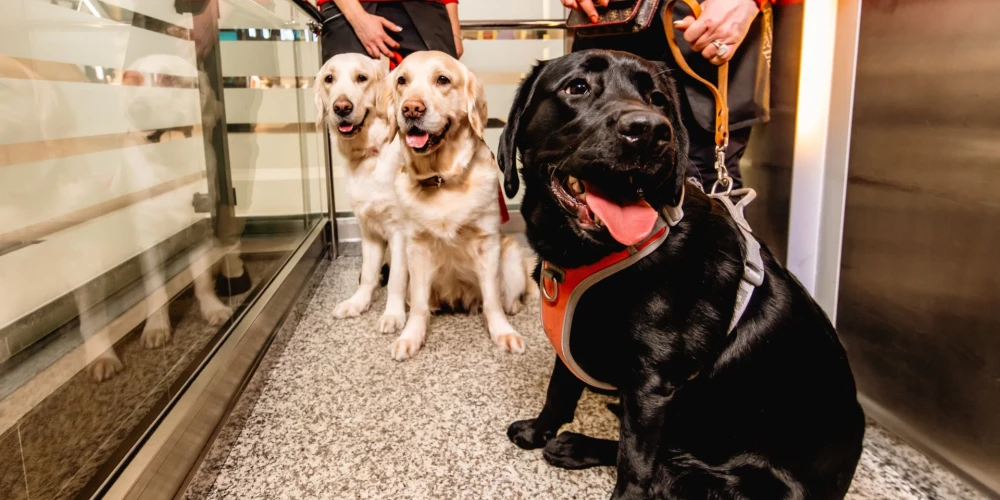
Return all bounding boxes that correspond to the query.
[838,0,1000,495]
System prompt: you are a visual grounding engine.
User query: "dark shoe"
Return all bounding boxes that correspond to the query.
[215,265,252,297]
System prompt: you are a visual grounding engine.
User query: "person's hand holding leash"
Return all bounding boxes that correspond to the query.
[561,0,610,24]
[674,0,759,65]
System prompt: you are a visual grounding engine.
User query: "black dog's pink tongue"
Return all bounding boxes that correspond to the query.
[581,181,657,246]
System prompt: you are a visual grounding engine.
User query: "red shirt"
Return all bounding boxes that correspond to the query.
[317,0,457,5]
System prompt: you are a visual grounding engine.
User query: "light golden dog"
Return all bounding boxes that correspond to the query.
[314,53,408,333]
[380,51,535,361]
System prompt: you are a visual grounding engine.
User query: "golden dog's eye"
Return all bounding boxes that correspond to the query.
[397,76,407,86]
[357,74,367,83]
[437,75,450,85]
[565,79,589,96]
[324,74,333,84]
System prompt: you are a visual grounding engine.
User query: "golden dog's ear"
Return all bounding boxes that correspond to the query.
[464,68,487,140]
[376,68,398,134]
[313,69,327,129]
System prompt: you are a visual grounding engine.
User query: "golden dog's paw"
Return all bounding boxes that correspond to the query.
[494,332,525,354]
[504,299,524,316]
[141,323,171,349]
[333,298,370,319]
[390,336,423,361]
[88,352,123,383]
[201,302,234,327]
[377,311,406,334]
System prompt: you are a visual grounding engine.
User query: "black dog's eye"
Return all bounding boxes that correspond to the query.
[397,76,407,86]
[651,91,668,107]
[357,74,368,83]
[565,79,590,96]
[437,75,450,85]
[324,74,333,84]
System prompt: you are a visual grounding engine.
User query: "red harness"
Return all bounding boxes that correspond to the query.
[540,211,678,390]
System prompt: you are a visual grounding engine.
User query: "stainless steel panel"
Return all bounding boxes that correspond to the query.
[839,0,1000,496]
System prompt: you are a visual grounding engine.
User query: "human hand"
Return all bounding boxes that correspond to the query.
[348,10,402,59]
[675,0,759,65]
[561,0,610,24]
[454,31,464,59]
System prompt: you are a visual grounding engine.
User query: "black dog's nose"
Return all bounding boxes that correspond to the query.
[617,111,671,146]
[333,99,354,117]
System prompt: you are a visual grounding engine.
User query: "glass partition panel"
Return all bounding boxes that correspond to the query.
[0,0,325,498]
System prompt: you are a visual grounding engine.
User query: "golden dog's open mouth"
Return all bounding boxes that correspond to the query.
[549,168,658,246]
[404,121,450,154]
[336,110,368,137]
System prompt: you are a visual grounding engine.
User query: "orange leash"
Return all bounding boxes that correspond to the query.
[664,0,733,194]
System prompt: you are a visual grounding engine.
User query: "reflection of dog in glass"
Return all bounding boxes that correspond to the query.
[0,56,131,382]
[84,53,238,381]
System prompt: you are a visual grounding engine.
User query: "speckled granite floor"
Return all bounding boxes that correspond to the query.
[194,257,989,500]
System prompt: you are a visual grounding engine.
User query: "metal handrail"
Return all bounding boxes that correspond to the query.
[290,0,323,23]
[461,20,567,30]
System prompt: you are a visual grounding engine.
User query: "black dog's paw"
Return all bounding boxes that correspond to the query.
[379,264,390,287]
[507,419,556,450]
[542,432,618,470]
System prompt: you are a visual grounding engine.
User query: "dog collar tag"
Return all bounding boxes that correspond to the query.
[539,219,670,390]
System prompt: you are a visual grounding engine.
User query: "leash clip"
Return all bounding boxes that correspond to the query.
[710,144,733,196]
[540,265,565,303]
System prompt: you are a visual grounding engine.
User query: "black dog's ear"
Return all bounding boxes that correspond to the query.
[498,60,547,199]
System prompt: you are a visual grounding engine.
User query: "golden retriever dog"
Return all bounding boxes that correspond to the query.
[314,54,408,333]
[380,51,535,360]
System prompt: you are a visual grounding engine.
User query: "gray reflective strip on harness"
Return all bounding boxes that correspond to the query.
[560,217,673,391]
[709,188,764,333]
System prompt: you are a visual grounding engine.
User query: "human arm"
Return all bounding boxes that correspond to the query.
[444,1,463,59]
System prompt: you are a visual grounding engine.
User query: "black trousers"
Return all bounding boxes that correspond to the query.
[572,15,753,190]
[320,2,457,62]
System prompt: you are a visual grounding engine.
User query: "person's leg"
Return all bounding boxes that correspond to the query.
[320,2,369,61]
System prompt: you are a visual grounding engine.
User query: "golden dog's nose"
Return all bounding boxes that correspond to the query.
[402,99,426,119]
[333,99,353,117]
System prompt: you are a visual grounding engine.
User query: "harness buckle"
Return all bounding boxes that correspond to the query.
[744,257,765,287]
[540,265,565,303]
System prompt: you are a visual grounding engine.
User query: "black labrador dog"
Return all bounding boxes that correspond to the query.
[499,50,865,499]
